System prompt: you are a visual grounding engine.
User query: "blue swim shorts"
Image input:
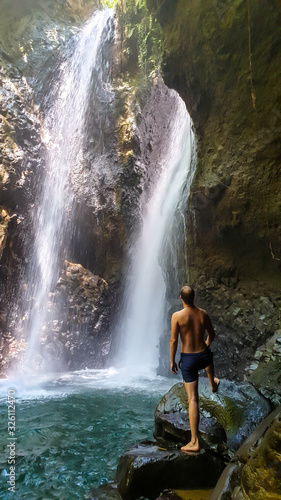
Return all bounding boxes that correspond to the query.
[179,346,213,383]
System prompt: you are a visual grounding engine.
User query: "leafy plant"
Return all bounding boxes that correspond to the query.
[101,0,118,8]
[116,0,163,81]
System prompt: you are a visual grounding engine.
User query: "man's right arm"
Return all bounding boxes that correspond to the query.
[205,313,215,347]
[170,313,179,374]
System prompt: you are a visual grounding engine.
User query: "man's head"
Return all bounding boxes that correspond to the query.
[180,286,195,306]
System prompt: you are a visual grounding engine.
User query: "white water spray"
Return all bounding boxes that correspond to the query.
[19,9,114,373]
[116,94,195,376]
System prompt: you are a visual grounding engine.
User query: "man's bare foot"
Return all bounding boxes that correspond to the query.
[211,377,220,393]
[181,440,200,452]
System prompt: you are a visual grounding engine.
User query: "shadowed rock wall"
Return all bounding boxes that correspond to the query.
[148,0,281,385]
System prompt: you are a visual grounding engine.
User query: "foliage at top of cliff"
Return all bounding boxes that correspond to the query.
[116,0,163,83]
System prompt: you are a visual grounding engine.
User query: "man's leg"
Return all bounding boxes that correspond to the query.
[205,362,220,392]
[181,379,200,452]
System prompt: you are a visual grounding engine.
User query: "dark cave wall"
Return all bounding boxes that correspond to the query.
[149,0,281,285]
[148,0,281,389]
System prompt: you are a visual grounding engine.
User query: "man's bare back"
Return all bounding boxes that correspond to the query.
[172,305,215,354]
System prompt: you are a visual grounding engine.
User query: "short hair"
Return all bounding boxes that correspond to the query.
[180,286,195,305]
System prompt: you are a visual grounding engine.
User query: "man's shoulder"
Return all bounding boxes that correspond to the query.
[197,306,208,316]
[172,310,182,319]
[198,306,207,313]
[172,309,187,322]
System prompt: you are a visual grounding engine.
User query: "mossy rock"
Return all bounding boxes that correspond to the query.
[210,407,281,500]
[240,412,281,499]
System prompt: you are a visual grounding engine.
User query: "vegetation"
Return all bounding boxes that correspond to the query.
[116,0,163,83]
[113,0,164,165]
[101,0,118,8]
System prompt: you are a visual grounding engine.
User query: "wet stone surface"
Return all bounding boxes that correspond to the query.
[116,442,225,500]
[246,329,281,406]
[88,483,123,500]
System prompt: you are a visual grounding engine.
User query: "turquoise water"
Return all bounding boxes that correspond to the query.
[0,370,175,499]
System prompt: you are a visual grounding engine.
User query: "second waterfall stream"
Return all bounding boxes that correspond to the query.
[116,94,195,376]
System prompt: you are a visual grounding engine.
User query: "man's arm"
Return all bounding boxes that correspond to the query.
[205,313,216,347]
[170,313,179,374]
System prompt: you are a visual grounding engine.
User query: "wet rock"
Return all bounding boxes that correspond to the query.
[116,442,225,500]
[210,406,281,500]
[2,261,113,374]
[155,381,271,453]
[246,330,281,406]
[0,208,9,260]
[41,261,112,370]
[155,491,182,500]
[88,483,123,500]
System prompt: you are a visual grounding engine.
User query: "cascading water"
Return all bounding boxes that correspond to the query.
[115,95,195,376]
[17,9,114,373]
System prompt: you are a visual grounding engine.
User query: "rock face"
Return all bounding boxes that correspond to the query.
[2,261,112,374]
[148,0,281,388]
[0,48,43,339]
[246,329,281,407]
[116,442,225,500]
[210,406,281,500]
[190,286,280,382]
[155,381,271,454]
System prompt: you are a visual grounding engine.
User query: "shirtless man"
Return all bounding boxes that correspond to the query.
[170,285,220,452]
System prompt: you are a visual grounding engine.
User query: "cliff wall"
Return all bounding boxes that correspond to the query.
[148,0,281,385]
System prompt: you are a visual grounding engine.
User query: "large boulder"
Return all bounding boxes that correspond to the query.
[155,381,272,453]
[3,261,112,374]
[116,441,225,500]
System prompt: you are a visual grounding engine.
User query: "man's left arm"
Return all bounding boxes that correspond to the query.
[170,313,179,374]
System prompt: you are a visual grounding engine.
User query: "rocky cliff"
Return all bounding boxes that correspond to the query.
[148,0,281,389]
[0,0,180,373]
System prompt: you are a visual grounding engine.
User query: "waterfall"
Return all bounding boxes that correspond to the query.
[115,94,195,376]
[18,9,114,373]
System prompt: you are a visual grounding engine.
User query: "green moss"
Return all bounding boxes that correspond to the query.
[241,416,281,499]
[199,395,245,434]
